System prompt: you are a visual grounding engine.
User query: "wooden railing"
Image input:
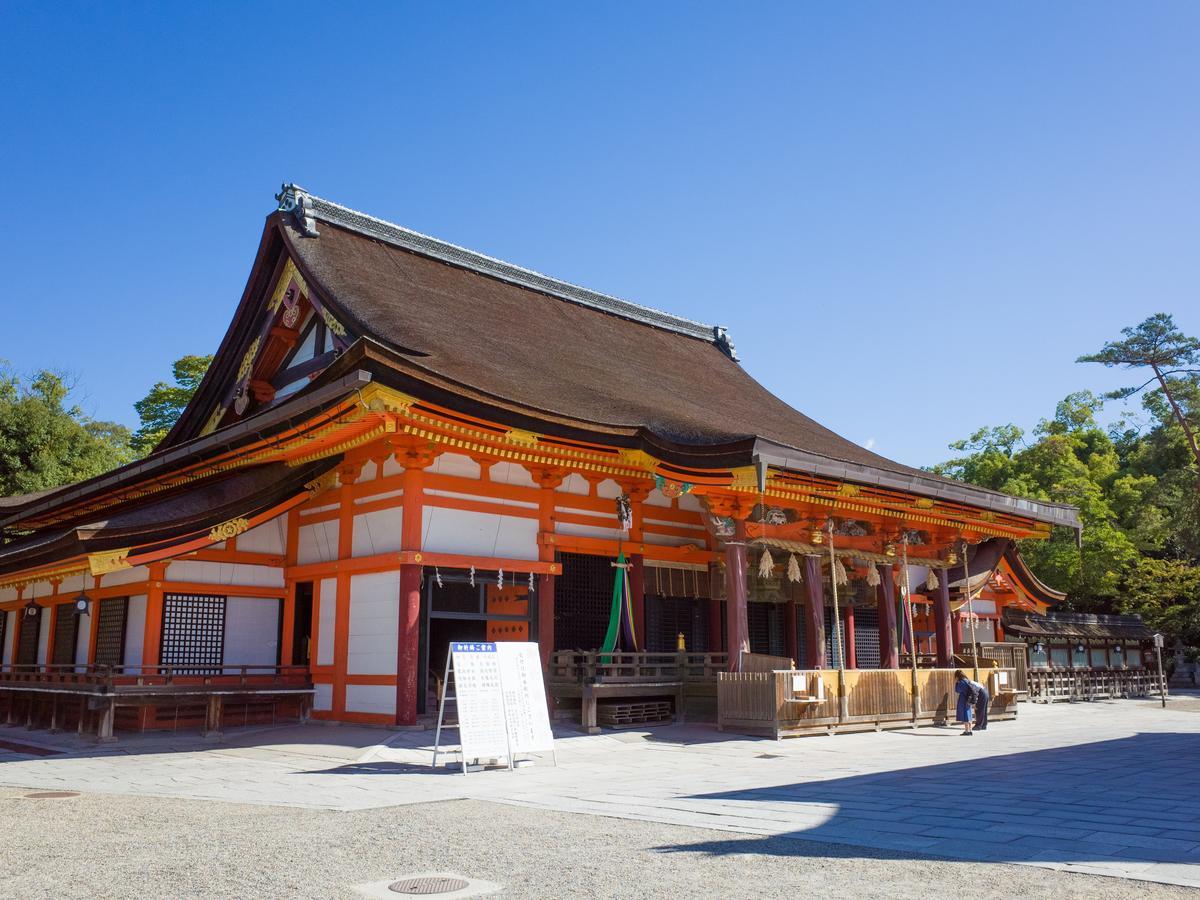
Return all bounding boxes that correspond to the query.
[717,667,1020,738]
[548,650,728,684]
[1028,667,1161,702]
[0,663,311,693]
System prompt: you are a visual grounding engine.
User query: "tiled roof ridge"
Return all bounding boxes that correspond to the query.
[274,183,738,358]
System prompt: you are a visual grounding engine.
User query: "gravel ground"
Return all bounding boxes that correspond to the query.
[0,787,1193,900]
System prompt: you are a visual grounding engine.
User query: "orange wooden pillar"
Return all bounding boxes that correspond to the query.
[877,563,899,669]
[143,563,167,669]
[332,463,362,719]
[395,443,435,726]
[279,509,300,667]
[530,468,564,680]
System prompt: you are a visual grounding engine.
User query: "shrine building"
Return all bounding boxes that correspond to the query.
[0,185,1084,735]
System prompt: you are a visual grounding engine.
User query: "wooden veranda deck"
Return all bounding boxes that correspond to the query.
[0,664,313,740]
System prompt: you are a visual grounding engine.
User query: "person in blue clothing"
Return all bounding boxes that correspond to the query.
[954,669,989,735]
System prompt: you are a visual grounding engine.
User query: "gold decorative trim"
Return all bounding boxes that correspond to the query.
[618,448,659,472]
[304,472,338,498]
[237,337,262,382]
[0,562,91,592]
[729,465,759,491]
[199,406,227,437]
[363,387,417,414]
[505,428,540,447]
[208,517,250,543]
[88,550,132,576]
[321,308,346,337]
[837,484,861,497]
[267,258,308,313]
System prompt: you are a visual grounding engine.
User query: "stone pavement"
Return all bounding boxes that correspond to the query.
[1,695,1198,889]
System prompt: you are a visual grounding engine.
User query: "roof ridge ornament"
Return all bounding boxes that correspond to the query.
[275,183,320,237]
[713,325,738,360]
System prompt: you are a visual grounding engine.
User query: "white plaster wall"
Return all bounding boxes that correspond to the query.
[432,452,480,479]
[490,461,536,487]
[2,611,13,664]
[223,597,282,669]
[421,507,539,559]
[316,577,337,666]
[642,532,702,547]
[644,488,672,508]
[238,517,286,555]
[596,478,622,499]
[678,492,702,512]
[59,573,87,594]
[166,560,285,588]
[27,581,52,601]
[124,595,147,668]
[100,566,150,588]
[345,684,396,716]
[557,473,590,496]
[964,599,997,615]
[75,609,92,666]
[352,508,404,557]
[298,520,339,564]
[555,521,626,542]
[313,682,333,711]
[36,609,50,664]
[0,586,17,604]
[348,572,399,675]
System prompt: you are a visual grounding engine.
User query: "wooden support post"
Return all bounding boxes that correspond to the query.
[96,698,116,742]
[844,604,857,670]
[933,577,954,667]
[144,563,167,671]
[804,555,826,669]
[395,442,436,726]
[784,598,798,666]
[332,463,361,719]
[48,695,60,733]
[529,467,565,711]
[877,564,899,669]
[723,519,750,671]
[202,695,223,738]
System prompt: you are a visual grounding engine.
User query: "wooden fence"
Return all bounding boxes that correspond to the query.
[717,667,1020,739]
[1028,667,1162,703]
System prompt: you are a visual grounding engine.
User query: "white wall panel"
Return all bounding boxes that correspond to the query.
[421,507,539,560]
[678,492,702,512]
[644,488,672,508]
[432,452,480,479]
[2,611,13,664]
[36,610,50,664]
[313,682,333,711]
[555,521,626,542]
[298,521,339,564]
[348,572,399,675]
[223,597,282,669]
[166,560,284,588]
[557,473,590,496]
[316,577,337,667]
[125,595,146,668]
[60,574,87,594]
[27,581,52,600]
[75,610,92,665]
[101,566,150,588]
[238,517,286,555]
[352,508,404,558]
[643,532,699,547]
[596,478,622,499]
[490,461,536,487]
[0,587,17,604]
[345,684,396,716]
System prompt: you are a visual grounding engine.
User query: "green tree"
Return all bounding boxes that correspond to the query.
[1078,313,1200,469]
[0,366,133,498]
[132,354,212,455]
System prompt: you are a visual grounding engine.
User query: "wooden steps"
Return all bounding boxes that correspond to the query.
[596,699,673,728]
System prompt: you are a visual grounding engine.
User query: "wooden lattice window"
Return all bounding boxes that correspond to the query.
[645,596,712,652]
[52,606,80,666]
[93,598,128,668]
[160,594,226,673]
[16,606,42,665]
[554,552,613,651]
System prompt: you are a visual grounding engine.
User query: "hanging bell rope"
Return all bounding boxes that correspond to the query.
[758,547,775,579]
[787,553,802,584]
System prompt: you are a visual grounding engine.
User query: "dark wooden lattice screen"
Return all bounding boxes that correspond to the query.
[93,598,128,668]
[52,607,80,666]
[160,594,226,673]
[853,605,881,669]
[0,611,6,666]
[16,606,42,665]
[645,596,712,652]
[748,602,786,656]
[554,552,612,650]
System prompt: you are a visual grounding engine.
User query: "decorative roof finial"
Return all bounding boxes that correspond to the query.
[713,325,738,361]
[274,183,320,237]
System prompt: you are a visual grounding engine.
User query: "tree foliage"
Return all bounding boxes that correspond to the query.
[131,354,212,455]
[936,316,1200,645]
[0,366,134,498]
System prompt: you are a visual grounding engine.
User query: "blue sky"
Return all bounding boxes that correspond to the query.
[1,2,1197,467]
